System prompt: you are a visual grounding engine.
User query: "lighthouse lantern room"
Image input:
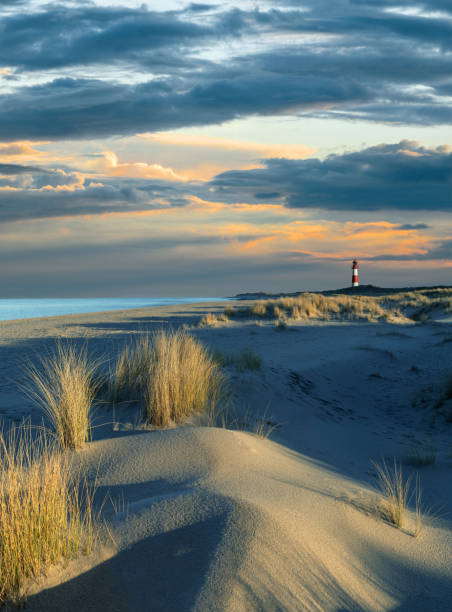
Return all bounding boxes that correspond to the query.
[352,260,359,287]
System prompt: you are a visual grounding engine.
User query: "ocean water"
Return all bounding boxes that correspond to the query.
[0,297,224,322]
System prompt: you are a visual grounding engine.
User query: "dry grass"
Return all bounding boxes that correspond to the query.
[213,348,262,372]
[252,412,279,439]
[198,312,220,327]
[240,293,409,323]
[404,445,436,468]
[0,424,95,605]
[212,405,279,439]
[110,331,227,427]
[372,459,422,534]
[235,348,262,372]
[25,344,99,450]
[249,302,267,317]
[224,306,236,318]
[109,334,153,403]
[142,330,227,427]
[234,288,452,323]
[198,312,229,327]
[275,318,288,330]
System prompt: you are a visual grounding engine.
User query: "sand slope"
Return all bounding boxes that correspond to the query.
[1,301,451,611]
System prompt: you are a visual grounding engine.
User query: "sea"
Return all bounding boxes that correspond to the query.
[0,297,225,323]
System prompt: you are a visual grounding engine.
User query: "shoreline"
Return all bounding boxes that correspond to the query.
[0,297,230,325]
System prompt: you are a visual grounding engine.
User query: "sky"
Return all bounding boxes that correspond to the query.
[1,0,451,297]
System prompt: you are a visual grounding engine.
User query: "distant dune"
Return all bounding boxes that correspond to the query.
[235,284,452,299]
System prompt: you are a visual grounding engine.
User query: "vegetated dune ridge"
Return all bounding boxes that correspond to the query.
[0,291,451,611]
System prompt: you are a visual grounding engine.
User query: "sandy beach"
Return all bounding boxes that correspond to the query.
[1,298,451,611]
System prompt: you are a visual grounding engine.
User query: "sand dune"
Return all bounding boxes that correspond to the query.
[1,299,451,611]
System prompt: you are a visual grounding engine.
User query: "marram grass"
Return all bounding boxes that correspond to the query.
[372,458,422,534]
[144,330,227,427]
[0,424,95,605]
[25,343,99,450]
[109,334,153,403]
[110,330,228,427]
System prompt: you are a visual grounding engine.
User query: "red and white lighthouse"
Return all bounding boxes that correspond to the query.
[352,259,359,287]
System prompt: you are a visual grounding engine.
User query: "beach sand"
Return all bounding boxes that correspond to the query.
[1,300,451,611]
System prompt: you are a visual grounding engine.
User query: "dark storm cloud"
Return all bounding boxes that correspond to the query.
[0,67,371,140]
[209,141,452,211]
[0,1,451,138]
[0,5,246,72]
[0,162,46,174]
[395,224,429,230]
[186,4,216,12]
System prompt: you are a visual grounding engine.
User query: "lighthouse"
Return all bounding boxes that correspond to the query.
[352,259,359,287]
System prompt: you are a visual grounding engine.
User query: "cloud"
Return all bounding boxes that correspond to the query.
[142,133,314,159]
[0,162,46,175]
[0,141,45,157]
[98,151,186,181]
[0,162,86,190]
[0,139,449,222]
[209,141,452,211]
[0,2,451,139]
[395,223,429,230]
[0,5,229,72]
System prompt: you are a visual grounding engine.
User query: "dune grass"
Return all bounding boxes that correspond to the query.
[250,301,267,317]
[144,330,227,427]
[110,330,228,427]
[404,445,436,468]
[235,348,262,372]
[109,334,153,403]
[223,306,236,318]
[372,459,422,534]
[0,424,95,605]
[211,404,278,439]
[213,347,262,372]
[275,318,288,330]
[235,293,410,323]
[25,344,99,450]
[198,312,228,327]
[233,288,452,323]
[199,312,218,327]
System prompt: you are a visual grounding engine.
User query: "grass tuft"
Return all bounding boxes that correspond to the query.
[212,348,262,372]
[110,331,227,427]
[0,424,95,605]
[275,318,288,331]
[212,404,279,439]
[249,302,267,317]
[142,330,228,427]
[235,348,262,372]
[110,331,228,427]
[223,306,236,318]
[109,334,153,403]
[198,313,220,327]
[25,344,99,450]
[372,458,422,533]
[404,446,436,468]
